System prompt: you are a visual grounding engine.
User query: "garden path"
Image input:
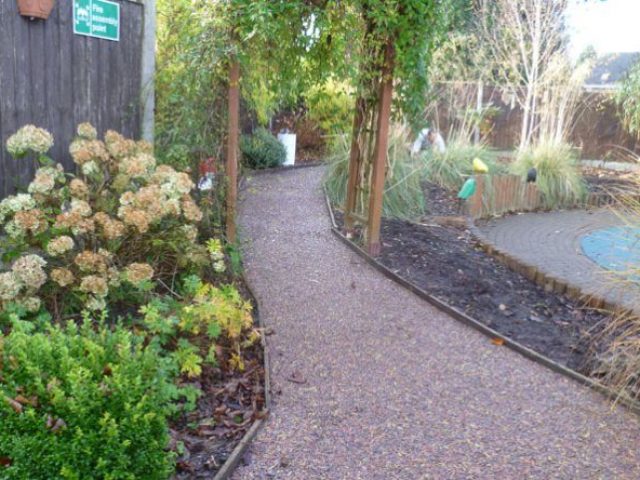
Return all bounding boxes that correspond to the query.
[234,167,640,480]
[478,209,640,313]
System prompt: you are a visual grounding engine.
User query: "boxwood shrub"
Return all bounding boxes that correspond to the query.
[240,128,286,169]
[0,318,183,479]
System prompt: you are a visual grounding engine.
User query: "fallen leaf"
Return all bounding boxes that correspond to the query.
[3,396,23,414]
[491,337,505,346]
[286,371,307,385]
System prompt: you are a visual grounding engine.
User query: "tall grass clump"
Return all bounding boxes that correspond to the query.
[511,141,586,209]
[420,139,500,191]
[324,124,425,219]
[589,191,640,403]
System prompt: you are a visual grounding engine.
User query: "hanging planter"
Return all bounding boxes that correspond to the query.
[17,0,55,20]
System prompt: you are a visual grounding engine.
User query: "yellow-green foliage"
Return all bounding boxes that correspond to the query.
[305,79,354,136]
[141,276,258,377]
[511,141,587,209]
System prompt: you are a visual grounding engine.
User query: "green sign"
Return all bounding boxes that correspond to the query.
[73,0,120,42]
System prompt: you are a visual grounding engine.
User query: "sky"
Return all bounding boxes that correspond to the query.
[566,0,640,58]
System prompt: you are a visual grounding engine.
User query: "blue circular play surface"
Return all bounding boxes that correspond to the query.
[581,226,640,273]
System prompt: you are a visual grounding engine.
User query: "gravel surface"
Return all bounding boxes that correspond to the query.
[234,167,640,479]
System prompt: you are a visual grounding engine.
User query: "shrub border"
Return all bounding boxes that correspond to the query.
[323,192,640,415]
[212,273,272,480]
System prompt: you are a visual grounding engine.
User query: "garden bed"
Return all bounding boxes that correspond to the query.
[582,166,638,197]
[422,181,461,217]
[334,211,608,372]
[172,285,266,479]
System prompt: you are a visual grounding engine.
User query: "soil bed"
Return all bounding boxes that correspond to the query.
[172,282,266,479]
[582,167,638,197]
[422,181,461,217]
[334,211,607,372]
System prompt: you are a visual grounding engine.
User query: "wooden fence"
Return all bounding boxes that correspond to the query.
[467,174,542,219]
[0,0,145,199]
[466,174,621,219]
[432,83,640,160]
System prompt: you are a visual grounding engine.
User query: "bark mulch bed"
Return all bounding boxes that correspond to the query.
[171,283,266,479]
[422,181,461,217]
[334,211,607,373]
[582,167,638,197]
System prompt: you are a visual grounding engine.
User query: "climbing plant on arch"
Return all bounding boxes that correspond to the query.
[342,0,463,255]
[218,0,463,248]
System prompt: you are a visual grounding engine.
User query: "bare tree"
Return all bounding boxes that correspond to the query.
[478,0,570,148]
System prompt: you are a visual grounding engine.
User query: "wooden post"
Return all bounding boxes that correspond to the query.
[344,96,366,235]
[226,57,240,243]
[366,41,395,256]
[140,0,156,143]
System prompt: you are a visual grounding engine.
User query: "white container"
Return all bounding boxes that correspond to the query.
[277,133,297,166]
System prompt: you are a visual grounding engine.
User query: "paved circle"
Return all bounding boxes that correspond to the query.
[234,168,640,479]
[581,226,640,274]
[478,209,640,312]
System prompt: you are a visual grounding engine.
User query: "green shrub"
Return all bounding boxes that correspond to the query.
[324,124,425,219]
[0,317,184,479]
[420,140,501,191]
[511,141,587,208]
[305,79,354,136]
[240,128,286,170]
[140,275,259,377]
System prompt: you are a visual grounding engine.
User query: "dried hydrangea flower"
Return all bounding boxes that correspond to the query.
[105,130,136,159]
[51,268,74,287]
[69,139,109,166]
[79,275,109,297]
[6,125,54,157]
[0,272,23,301]
[77,122,98,140]
[74,250,109,274]
[14,209,47,236]
[69,178,90,199]
[123,263,154,284]
[70,199,92,217]
[22,296,41,313]
[85,295,107,311]
[182,198,203,223]
[0,193,36,224]
[119,153,156,178]
[118,206,149,234]
[46,236,75,257]
[28,165,63,195]
[12,254,47,290]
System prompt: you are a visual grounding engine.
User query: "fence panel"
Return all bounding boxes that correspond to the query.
[0,0,144,198]
[469,174,545,219]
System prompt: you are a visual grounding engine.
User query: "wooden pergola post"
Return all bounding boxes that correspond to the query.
[344,96,366,236]
[226,56,240,243]
[366,40,395,256]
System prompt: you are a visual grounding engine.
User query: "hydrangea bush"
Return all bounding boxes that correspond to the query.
[0,125,261,477]
[0,124,208,315]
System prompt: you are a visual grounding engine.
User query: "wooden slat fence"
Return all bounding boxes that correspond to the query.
[0,0,144,199]
[467,174,543,219]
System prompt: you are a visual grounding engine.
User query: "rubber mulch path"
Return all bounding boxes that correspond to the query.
[233,167,640,480]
